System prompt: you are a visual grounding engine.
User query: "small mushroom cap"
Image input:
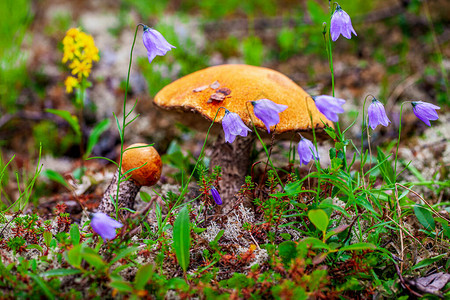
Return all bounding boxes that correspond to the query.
[122,143,162,186]
[154,64,333,137]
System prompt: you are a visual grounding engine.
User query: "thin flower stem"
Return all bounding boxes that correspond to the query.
[361,94,375,187]
[115,24,142,219]
[305,100,322,201]
[394,101,409,179]
[244,102,284,188]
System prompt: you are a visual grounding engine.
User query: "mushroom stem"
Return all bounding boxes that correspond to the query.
[210,132,256,212]
[98,170,141,215]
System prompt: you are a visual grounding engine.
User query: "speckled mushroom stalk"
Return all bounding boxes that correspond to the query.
[98,143,162,215]
[210,132,256,211]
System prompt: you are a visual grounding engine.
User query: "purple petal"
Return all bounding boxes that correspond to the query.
[297,138,319,166]
[330,6,357,41]
[314,95,346,122]
[368,99,390,130]
[90,212,123,241]
[142,26,175,63]
[412,101,440,126]
[222,110,251,143]
[210,187,222,205]
[252,99,288,133]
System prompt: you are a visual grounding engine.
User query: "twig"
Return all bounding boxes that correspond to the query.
[394,184,405,271]
[386,215,428,252]
[394,262,423,298]
[396,183,450,222]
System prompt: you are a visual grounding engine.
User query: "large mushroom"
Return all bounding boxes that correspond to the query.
[154,64,333,211]
[98,143,162,215]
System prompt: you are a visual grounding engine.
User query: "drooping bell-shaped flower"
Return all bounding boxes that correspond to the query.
[314,95,346,122]
[222,109,252,144]
[367,98,390,129]
[210,187,222,205]
[252,99,288,133]
[90,212,123,241]
[330,5,357,41]
[411,101,440,126]
[142,25,175,63]
[297,137,319,166]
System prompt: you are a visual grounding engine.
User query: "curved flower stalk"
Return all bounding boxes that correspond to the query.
[251,99,288,133]
[368,98,390,129]
[221,109,252,143]
[90,212,123,241]
[411,101,440,126]
[297,137,320,166]
[142,25,176,63]
[330,5,357,41]
[313,95,346,122]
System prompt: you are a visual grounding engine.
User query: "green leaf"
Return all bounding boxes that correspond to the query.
[308,209,329,232]
[42,169,69,188]
[26,244,43,253]
[109,246,138,265]
[173,206,191,272]
[193,227,207,234]
[301,237,330,250]
[28,272,55,300]
[109,280,134,293]
[45,108,81,138]
[70,224,80,245]
[213,229,224,244]
[140,191,152,203]
[435,217,450,239]
[413,204,436,231]
[278,241,297,266]
[325,224,350,240]
[67,244,82,268]
[411,254,447,270]
[82,247,106,270]
[376,146,395,184]
[339,243,376,251]
[84,118,110,159]
[41,269,82,277]
[134,263,154,290]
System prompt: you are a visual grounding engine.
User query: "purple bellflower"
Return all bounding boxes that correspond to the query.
[367,98,390,130]
[142,25,175,63]
[252,99,288,133]
[222,109,252,143]
[297,137,319,166]
[314,95,346,122]
[210,187,222,205]
[411,101,440,126]
[330,5,357,41]
[90,212,123,241]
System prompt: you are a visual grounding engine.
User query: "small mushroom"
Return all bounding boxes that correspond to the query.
[154,64,333,211]
[98,143,162,215]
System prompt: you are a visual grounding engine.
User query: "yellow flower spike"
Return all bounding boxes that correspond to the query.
[64,76,79,94]
[66,28,80,39]
[62,27,99,79]
[71,60,92,79]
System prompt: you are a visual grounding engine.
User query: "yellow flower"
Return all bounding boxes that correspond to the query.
[70,59,92,79]
[64,76,79,93]
[62,41,80,63]
[62,27,99,79]
[66,28,80,39]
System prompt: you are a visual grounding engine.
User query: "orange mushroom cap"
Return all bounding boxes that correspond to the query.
[154,64,334,136]
[122,143,162,186]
